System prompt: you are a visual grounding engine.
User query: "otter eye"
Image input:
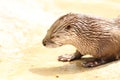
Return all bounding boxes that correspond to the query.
[51,35,59,39]
[56,35,60,38]
[65,25,71,30]
[51,36,54,39]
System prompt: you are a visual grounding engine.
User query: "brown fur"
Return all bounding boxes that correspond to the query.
[43,13,120,67]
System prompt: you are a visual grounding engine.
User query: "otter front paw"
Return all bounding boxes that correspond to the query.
[58,54,80,62]
[58,51,82,62]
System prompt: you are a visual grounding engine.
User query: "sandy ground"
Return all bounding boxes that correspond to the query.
[0,0,120,80]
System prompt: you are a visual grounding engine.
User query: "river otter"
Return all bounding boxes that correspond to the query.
[42,13,120,67]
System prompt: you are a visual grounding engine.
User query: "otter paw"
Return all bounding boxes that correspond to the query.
[82,59,105,67]
[58,54,75,62]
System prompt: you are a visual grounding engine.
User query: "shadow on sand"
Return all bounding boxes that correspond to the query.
[29,58,119,76]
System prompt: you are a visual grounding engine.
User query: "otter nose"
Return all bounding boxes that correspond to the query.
[42,40,46,46]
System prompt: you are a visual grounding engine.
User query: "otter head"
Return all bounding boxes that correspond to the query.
[42,13,80,48]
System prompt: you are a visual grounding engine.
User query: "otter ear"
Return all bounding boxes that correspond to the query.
[65,25,72,30]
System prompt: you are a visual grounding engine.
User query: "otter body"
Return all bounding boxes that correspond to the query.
[43,13,120,67]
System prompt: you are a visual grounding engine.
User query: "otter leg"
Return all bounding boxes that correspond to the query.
[82,58,106,67]
[82,56,117,67]
[58,50,83,62]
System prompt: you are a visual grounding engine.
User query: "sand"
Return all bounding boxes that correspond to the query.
[0,0,120,80]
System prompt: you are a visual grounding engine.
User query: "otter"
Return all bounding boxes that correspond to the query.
[42,13,120,67]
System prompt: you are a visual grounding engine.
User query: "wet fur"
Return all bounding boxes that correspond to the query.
[43,13,120,65]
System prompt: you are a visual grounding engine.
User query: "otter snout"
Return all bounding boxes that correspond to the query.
[42,38,62,48]
[42,39,48,46]
[42,40,46,46]
[42,39,55,48]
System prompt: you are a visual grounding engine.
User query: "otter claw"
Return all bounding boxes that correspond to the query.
[82,59,105,67]
[58,54,75,62]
